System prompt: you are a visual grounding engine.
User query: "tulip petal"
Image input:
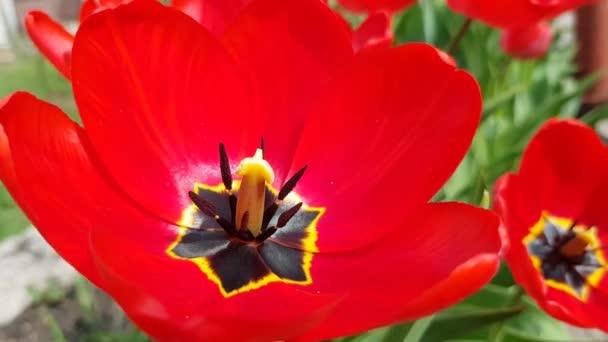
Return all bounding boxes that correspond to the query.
[337,0,417,13]
[298,202,501,340]
[25,11,74,79]
[72,0,254,226]
[89,219,341,341]
[80,0,128,22]
[517,119,608,225]
[352,12,393,53]
[171,0,250,35]
[0,92,122,287]
[447,0,594,29]
[494,173,546,301]
[291,43,482,252]
[222,0,354,182]
[500,21,552,59]
[0,97,25,210]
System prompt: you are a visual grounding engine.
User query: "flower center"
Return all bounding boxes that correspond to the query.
[187,143,309,244]
[524,213,607,301]
[167,142,324,297]
[234,148,274,235]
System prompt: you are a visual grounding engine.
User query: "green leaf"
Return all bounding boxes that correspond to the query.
[394,3,425,43]
[581,103,608,126]
[333,322,412,342]
[419,0,438,44]
[421,306,525,342]
[40,307,67,342]
[491,263,516,287]
[458,284,512,309]
[403,315,434,342]
[504,297,568,341]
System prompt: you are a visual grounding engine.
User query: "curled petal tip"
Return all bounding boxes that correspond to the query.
[25,11,74,79]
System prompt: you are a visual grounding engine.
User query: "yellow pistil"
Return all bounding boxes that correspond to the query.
[235,149,275,236]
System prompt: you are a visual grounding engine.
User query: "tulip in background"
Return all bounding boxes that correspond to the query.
[499,21,553,59]
[0,0,503,340]
[447,0,596,29]
[25,0,392,80]
[447,0,597,59]
[337,0,415,13]
[494,119,608,332]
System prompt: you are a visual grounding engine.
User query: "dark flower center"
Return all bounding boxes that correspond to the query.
[187,142,308,243]
[525,214,607,300]
[167,142,324,297]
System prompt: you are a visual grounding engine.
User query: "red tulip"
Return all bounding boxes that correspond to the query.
[2,0,501,340]
[447,0,596,29]
[337,0,416,13]
[24,0,392,80]
[494,119,608,331]
[352,11,393,53]
[499,21,553,59]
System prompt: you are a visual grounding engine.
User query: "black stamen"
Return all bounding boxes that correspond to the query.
[569,220,578,231]
[260,137,265,157]
[189,191,237,236]
[278,166,307,200]
[239,229,255,241]
[219,143,232,191]
[229,194,237,224]
[262,202,278,229]
[277,202,303,228]
[256,227,277,242]
[188,191,218,218]
[217,217,238,236]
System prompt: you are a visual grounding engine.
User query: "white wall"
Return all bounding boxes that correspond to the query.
[0,0,17,48]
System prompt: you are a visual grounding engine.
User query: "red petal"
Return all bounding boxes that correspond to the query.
[25,11,73,79]
[72,0,253,225]
[352,12,393,53]
[500,21,552,59]
[79,0,128,22]
[0,99,29,217]
[171,0,250,35]
[222,0,353,182]
[517,119,608,224]
[291,43,482,252]
[0,92,115,287]
[447,0,595,29]
[299,202,501,340]
[337,0,417,13]
[89,219,341,341]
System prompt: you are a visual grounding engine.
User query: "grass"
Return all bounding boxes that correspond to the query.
[0,49,76,241]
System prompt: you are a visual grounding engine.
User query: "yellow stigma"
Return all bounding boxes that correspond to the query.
[235,149,275,236]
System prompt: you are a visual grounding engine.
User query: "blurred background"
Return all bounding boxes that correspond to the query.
[1,0,608,341]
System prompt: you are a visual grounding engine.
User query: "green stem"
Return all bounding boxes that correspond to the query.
[403,315,435,342]
[447,18,473,55]
[486,286,525,342]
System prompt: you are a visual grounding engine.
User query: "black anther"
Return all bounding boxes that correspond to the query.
[188,191,217,218]
[278,166,307,200]
[277,202,303,228]
[256,227,277,242]
[219,143,233,191]
[262,202,278,229]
